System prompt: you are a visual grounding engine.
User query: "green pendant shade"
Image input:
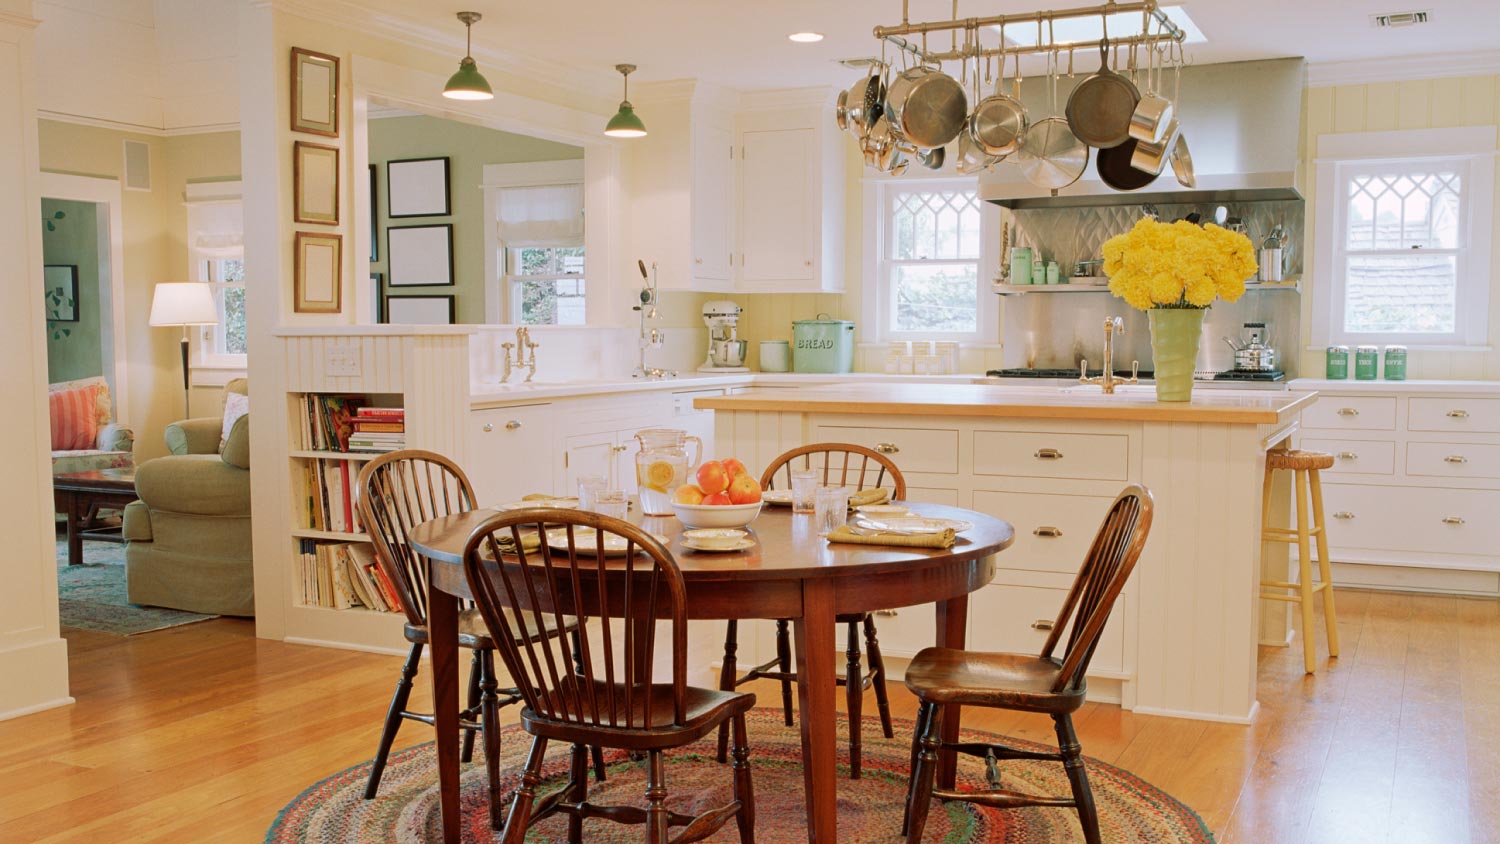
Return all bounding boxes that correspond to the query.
[604,102,647,137]
[443,57,493,100]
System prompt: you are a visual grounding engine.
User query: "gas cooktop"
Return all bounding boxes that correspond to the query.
[1212,370,1285,382]
[987,368,1155,379]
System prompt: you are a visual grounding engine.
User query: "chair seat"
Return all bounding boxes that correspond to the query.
[523,683,756,750]
[1267,449,1335,471]
[903,647,1085,714]
[404,607,575,650]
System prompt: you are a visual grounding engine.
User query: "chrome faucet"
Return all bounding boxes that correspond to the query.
[1079,316,1140,395]
[499,327,541,383]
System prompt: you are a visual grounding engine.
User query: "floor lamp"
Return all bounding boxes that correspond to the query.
[149,283,219,419]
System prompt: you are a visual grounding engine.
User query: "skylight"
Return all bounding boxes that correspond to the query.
[994,5,1206,47]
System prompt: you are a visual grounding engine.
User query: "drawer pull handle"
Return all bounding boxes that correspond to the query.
[1031,619,1055,631]
[874,609,898,618]
[1442,516,1466,526]
[506,420,523,430]
[611,445,628,454]
[1337,451,1357,460]
[1033,526,1064,538]
[1035,448,1064,460]
[482,423,494,432]
[1444,455,1468,464]
[1333,511,1355,520]
[1447,409,1470,419]
[1337,407,1360,416]
[874,442,900,454]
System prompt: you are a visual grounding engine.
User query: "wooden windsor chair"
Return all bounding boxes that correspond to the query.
[353,450,604,831]
[900,484,1154,844]
[462,509,756,844]
[716,442,905,779]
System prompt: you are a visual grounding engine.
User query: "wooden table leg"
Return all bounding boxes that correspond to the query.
[429,581,462,844]
[935,593,969,790]
[793,578,838,844]
[67,493,84,566]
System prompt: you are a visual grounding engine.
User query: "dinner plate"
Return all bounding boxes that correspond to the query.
[853,516,974,534]
[497,497,580,511]
[682,537,757,553]
[761,490,793,506]
[543,528,669,556]
[856,504,912,518]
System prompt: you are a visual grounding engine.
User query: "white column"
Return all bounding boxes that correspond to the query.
[0,0,72,720]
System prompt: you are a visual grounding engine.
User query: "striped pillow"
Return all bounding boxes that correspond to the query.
[49,385,100,451]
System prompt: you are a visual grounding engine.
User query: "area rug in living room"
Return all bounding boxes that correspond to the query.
[55,538,218,635]
[266,708,1214,843]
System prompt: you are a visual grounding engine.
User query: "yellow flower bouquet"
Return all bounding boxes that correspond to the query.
[1102,218,1258,310]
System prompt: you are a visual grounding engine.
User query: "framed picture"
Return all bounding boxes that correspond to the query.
[368,272,383,323]
[293,141,339,225]
[368,164,378,261]
[387,157,451,218]
[387,224,453,287]
[294,231,342,313]
[384,295,455,325]
[291,47,339,137]
[44,264,79,322]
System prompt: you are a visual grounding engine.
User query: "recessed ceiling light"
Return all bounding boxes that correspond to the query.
[789,32,825,43]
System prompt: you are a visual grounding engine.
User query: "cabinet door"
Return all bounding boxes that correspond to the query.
[469,405,554,506]
[739,128,815,283]
[564,431,619,494]
[615,429,643,496]
[692,123,733,283]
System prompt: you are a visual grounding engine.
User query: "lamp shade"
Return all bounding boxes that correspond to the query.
[443,57,493,100]
[604,103,647,138]
[149,283,219,327]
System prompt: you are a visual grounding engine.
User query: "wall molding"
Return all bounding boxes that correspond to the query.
[37,109,239,138]
[1308,49,1500,87]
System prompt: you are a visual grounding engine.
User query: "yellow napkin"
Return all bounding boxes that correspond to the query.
[522,493,560,502]
[492,531,543,553]
[849,488,892,507]
[825,525,955,549]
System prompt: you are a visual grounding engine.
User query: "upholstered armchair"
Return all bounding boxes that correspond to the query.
[123,379,253,616]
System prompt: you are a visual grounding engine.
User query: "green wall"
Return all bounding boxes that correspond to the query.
[368,115,583,324]
[42,198,103,384]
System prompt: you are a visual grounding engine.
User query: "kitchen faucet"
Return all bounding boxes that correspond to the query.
[1079,316,1139,395]
[500,327,540,383]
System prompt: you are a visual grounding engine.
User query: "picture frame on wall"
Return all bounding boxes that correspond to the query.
[290,47,339,137]
[44,264,79,322]
[293,141,339,225]
[386,157,451,218]
[368,164,378,261]
[294,231,342,313]
[384,295,455,326]
[368,272,383,324]
[387,224,453,287]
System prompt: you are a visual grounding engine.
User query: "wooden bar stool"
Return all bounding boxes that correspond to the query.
[1260,449,1340,674]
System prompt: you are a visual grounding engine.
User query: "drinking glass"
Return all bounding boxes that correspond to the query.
[577,475,608,511]
[814,487,850,536]
[593,489,628,521]
[790,469,819,513]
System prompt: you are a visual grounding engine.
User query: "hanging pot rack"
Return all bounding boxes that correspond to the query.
[874,0,1185,65]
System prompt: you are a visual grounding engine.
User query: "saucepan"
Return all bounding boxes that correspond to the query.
[885,59,968,149]
[968,22,1028,156]
[1128,22,1174,144]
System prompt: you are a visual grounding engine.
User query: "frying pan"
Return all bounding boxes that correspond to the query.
[1018,50,1088,193]
[835,89,850,132]
[968,22,1028,156]
[1065,33,1140,149]
[1171,133,1196,188]
[1096,137,1158,191]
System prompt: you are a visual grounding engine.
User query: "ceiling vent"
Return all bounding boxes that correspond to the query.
[1371,10,1430,27]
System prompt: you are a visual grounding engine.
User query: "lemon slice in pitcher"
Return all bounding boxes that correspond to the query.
[642,460,676,492]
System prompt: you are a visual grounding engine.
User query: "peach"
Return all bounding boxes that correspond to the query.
[727,473,762,505]
[672,484,705,505]
[695,460,731,495]
[702,491,733,506]
[721,458,748,479]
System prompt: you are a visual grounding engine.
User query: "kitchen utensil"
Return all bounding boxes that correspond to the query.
[845,68,885,133]
[634,428,702,515]
[1258,225,1286,281]
[1128,35,1174,143]
[1170,132,1196,187]
[968,22,1028,156]
[885,63,968,149]
[835,88,850,131]
[1018,52,1088,193]
[1097,136,1158,190]
[1065,31,1140,149]
[916,145,945,170]
[1129,116,1178,175]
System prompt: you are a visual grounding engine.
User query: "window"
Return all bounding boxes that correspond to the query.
[483,160,587,325]
[1313,128,1495,349]
[198,255,246,356]
[183,181,245,370]
[873,182,993,342]
[505,246,585,325]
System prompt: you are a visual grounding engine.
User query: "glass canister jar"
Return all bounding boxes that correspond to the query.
[634,428,702,515]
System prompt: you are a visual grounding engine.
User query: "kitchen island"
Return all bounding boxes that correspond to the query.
[697,382,1319,723]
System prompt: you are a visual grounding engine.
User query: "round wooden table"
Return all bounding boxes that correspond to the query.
[409,501,1014,844]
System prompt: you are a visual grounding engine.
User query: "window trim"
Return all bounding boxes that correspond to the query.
[1310,127,1496,350]
[183,180,246,372]
[862,176,999,345]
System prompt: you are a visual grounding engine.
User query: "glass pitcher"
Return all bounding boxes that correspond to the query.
[634,428,702,516]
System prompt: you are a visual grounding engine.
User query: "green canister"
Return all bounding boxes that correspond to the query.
[1326,346,1349,380]
[1354,345,1379,380]
[1383,345,1407,381]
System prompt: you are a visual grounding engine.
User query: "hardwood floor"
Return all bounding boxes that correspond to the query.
[0,588,1495,843]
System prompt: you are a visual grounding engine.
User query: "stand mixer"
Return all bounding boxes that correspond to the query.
[699,300,750,373]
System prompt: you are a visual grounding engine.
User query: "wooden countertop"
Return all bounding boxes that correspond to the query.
[695,382,1317,425]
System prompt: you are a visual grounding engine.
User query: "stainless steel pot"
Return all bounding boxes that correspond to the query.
[886,63,968,149]
[968,23,1028,156]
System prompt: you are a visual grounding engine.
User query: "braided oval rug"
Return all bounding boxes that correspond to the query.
[267,708,1214,843]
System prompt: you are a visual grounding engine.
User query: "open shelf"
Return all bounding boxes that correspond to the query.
[289,450,380,461]
[292,528,371,542]
[993,277,1301,296]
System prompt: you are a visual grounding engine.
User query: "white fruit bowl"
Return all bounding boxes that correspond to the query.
[671,500,763,529]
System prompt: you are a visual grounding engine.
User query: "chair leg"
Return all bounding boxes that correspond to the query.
[776,619,794,726]
[479,650,505,831]
[461,650,481,764]
[1054,713,1100,844]
[717,620,739,763]
[501,736,548,844]
[1309,469,1340,658]
[1294,468,1318,674]
[364,641,422,799]
[904,702,942,844]
[901,700,935,837]
[845,620,864,780]
[731,711,756,844]
[645,749,669,844]
[863,616,895,739]
[568,743,589,844]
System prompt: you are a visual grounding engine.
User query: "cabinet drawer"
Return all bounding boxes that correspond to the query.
[1406,442,1500,480]
[972,491,1116,574]
[1322,484,1500,557]
[973,430,1128,481]
[1409,398,1500,434]
[1299,438,1396,475]
[810,425,959,475]
[1301,396,1396,431]
[969,584,1124,675]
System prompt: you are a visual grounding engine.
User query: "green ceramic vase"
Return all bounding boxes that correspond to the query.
[1148,308,1206,402]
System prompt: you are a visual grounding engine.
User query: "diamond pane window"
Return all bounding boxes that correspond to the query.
[1346,171,1460,251]
[885,187,984,338]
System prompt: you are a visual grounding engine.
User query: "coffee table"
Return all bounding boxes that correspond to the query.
[53,467,138,566]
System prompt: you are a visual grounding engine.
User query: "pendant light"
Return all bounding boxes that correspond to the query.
[443,12,493,101]
[604,64,647,138]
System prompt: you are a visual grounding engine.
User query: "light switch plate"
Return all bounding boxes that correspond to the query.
[325,345,362,377]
